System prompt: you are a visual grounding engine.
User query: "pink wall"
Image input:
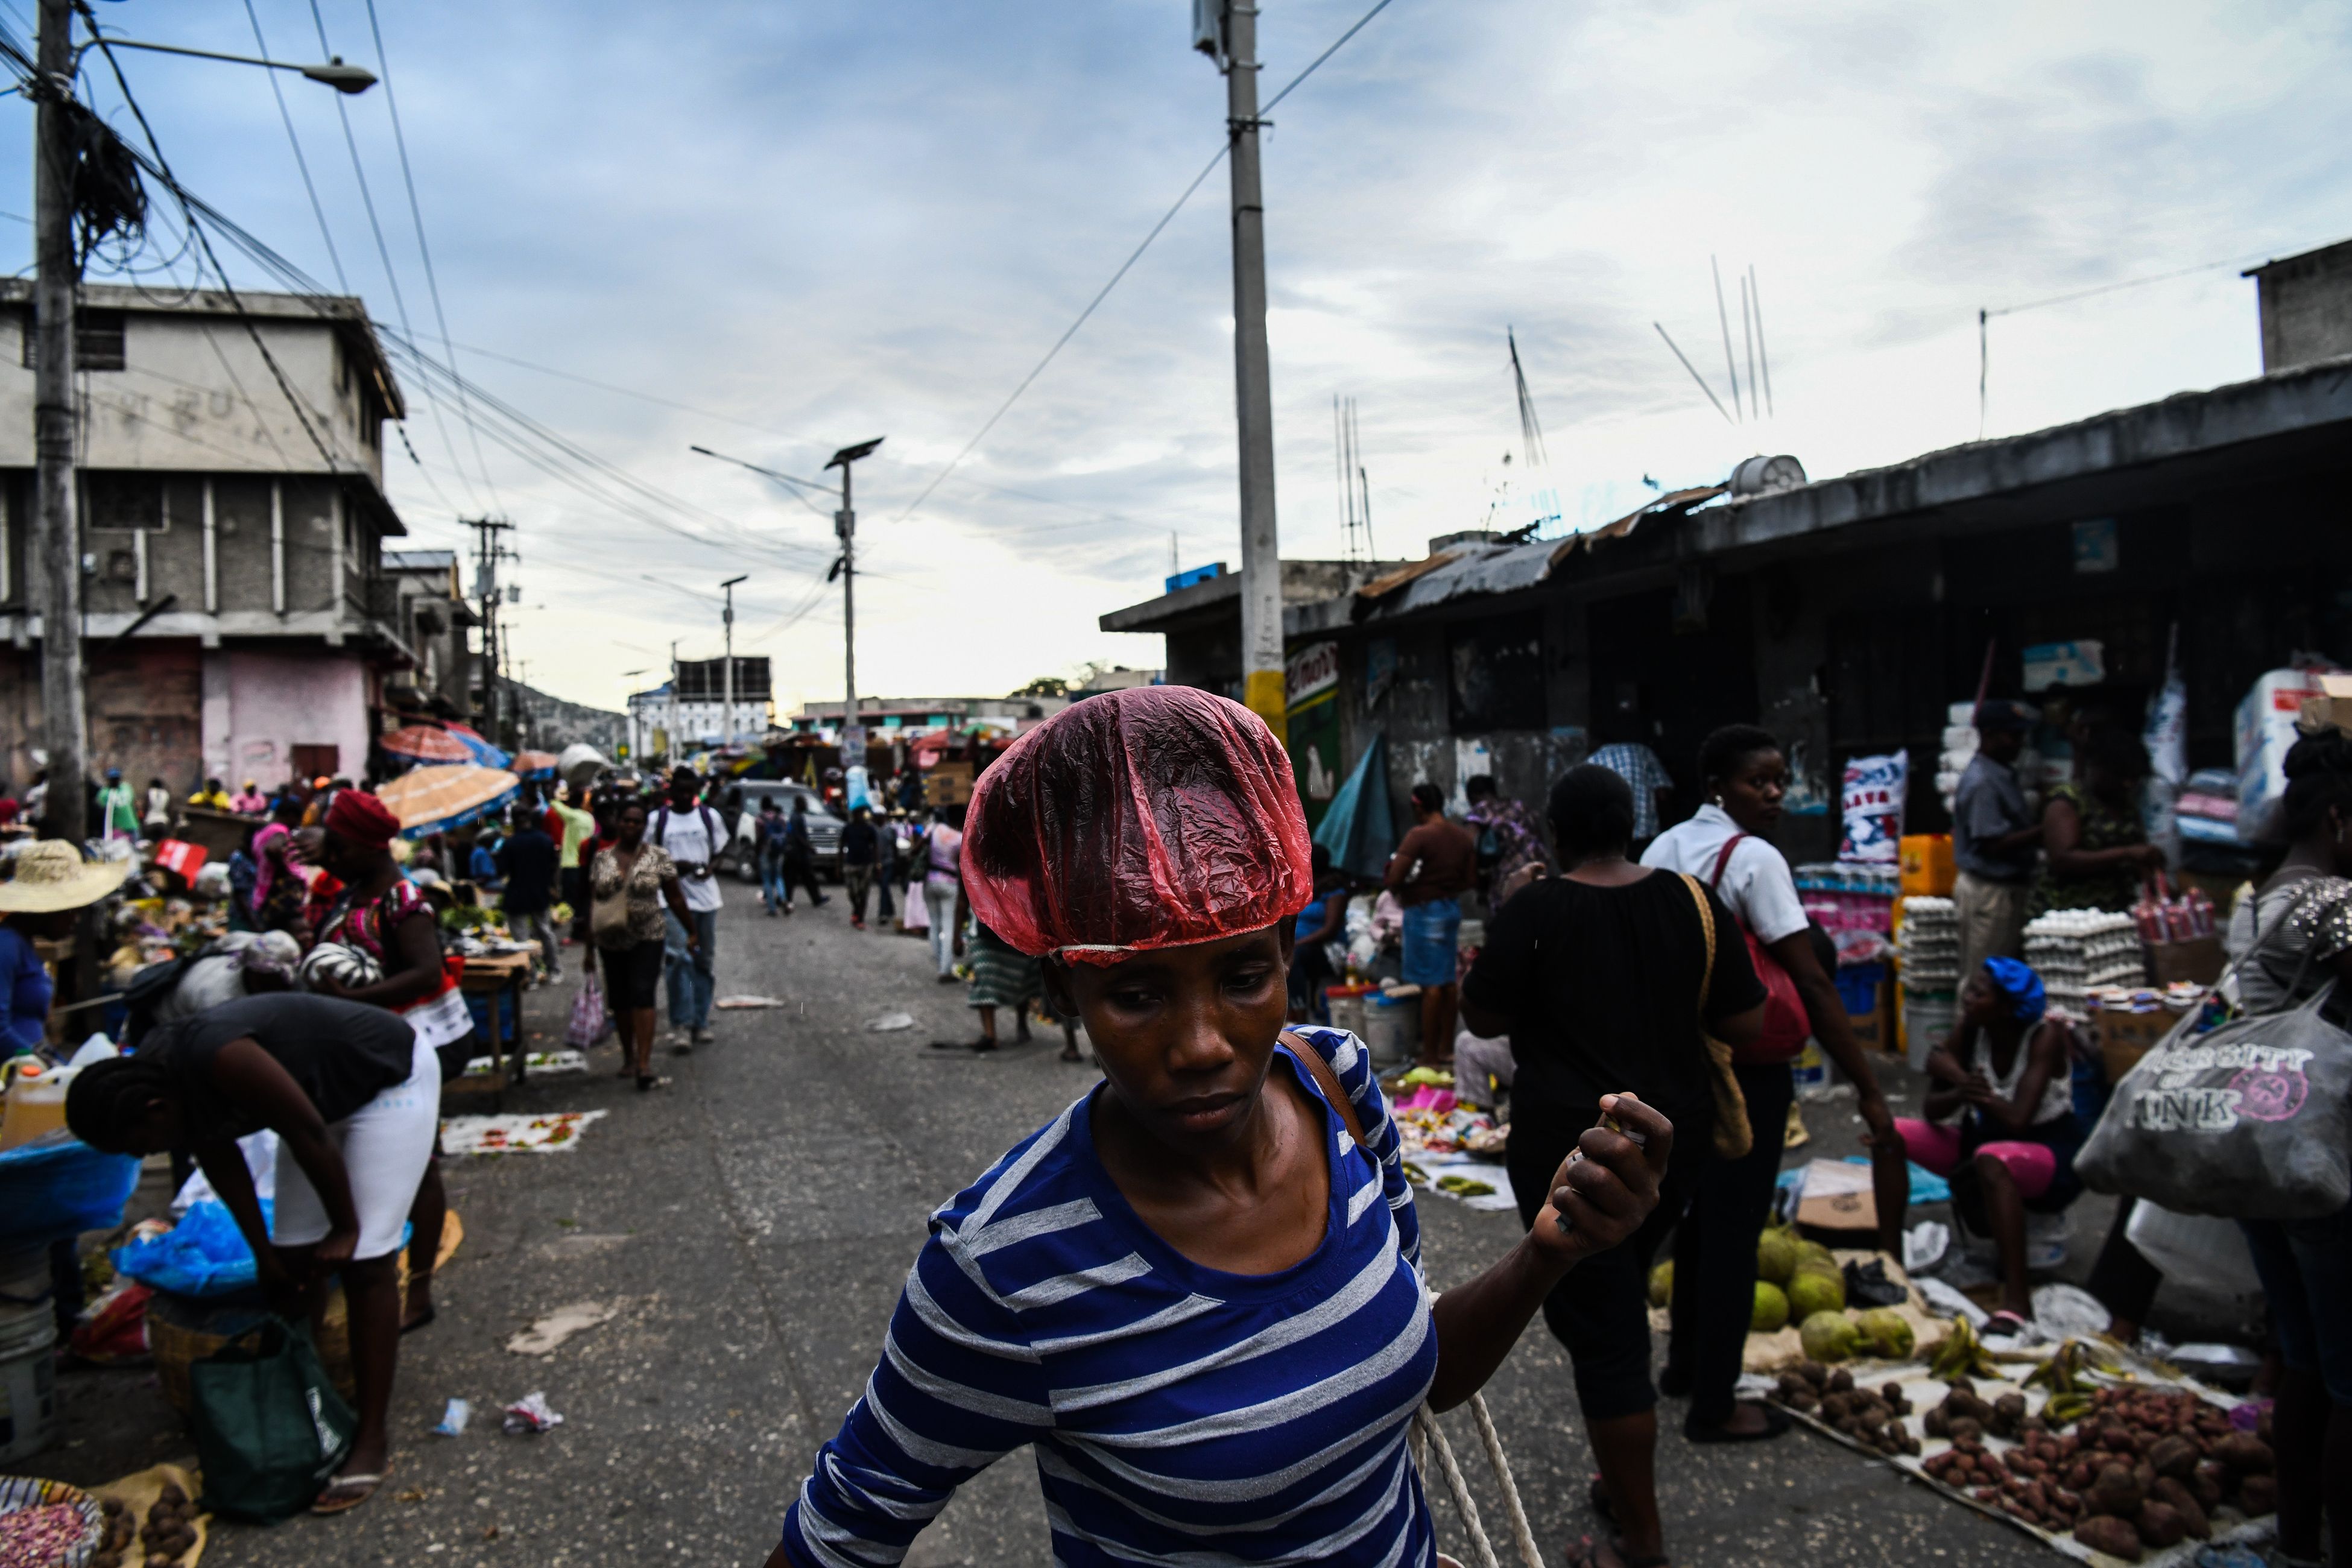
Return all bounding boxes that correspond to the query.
[206,650,370,789]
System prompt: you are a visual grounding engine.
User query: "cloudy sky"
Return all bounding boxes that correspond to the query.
[7,0,2347,718]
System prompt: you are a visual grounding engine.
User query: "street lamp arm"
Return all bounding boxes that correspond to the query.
[84,36,378,93]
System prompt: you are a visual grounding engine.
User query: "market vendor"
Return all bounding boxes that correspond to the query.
[1895,958,2081,1339]
[311,790,475,1336]
[2031,719,2163,915]
[0,842,131,1054]
[65,992,436,1516]
[767,686,1673,1568]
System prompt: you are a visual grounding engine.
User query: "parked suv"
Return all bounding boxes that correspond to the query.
[715,781,845,882]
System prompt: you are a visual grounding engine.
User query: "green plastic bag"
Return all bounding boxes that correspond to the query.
[188,1317,355,1521]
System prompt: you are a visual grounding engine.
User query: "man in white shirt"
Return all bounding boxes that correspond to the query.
[650,768,733,1049]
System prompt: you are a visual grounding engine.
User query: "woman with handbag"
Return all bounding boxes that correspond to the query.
[767,688,1674,1568]
[582,800,698,1092]
[2218,729,2352,1568]
[1640,726,1909,1430]
[1462,763,1765,1568]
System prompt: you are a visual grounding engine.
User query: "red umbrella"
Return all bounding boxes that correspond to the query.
[381,725,472,763]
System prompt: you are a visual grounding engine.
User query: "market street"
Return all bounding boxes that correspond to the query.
[45,893,2072,1567]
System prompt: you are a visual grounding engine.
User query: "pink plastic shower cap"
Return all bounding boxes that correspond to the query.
[962,685,1314,964]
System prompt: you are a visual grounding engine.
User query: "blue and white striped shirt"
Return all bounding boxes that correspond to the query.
[780,1027,1437,1567]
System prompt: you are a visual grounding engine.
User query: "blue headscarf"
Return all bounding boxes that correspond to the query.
[1981,956,2046,1025]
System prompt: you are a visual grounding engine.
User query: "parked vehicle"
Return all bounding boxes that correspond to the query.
[715,780,844,881]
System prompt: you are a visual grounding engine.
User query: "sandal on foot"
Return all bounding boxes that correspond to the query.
[312,1468,391,1515]
[1589,1473,1615,1526]
[636,1073,670,1092]
[1684,1402,1792,1443]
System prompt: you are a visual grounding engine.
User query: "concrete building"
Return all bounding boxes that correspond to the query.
[0,281,416,792]
[1104,266,2352,862]
[2246,237,2352,371]
[626,657,771,759]
[787,694,1068,740]
[380,549,478,719]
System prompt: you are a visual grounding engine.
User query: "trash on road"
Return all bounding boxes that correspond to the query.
[506,1300,618,1356]
[714,994,786,1010]
[440,1110,607,1157]
[463,1049,589,1077]
[501,1392,563,1435]
[862,1013,914,1032]
[432,1398,472,1437]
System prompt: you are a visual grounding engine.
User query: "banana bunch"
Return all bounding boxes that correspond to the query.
[1928,1314,2000,1381]
[2020,1339,2104,1425]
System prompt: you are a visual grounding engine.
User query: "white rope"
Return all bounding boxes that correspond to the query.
[1414,1405,1503,1568]
[1414,1396,1546,1568]
[1467,1393,1545,1568]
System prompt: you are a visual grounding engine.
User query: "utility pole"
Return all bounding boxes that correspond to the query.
[719,574,746,746]
[824,439,883,767]
[667,639,680,763]
[1202,1,1285,741]
[466,517,514,748]
[32,0,84,841]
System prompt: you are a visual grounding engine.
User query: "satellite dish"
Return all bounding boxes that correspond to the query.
[1728,454,1807,496]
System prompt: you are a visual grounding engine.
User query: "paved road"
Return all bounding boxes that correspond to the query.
[46,891,2070,1566]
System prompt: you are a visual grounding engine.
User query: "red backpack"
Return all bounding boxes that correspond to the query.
[1710,834,1812,1065]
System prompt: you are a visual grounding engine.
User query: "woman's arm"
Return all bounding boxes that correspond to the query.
[207,1038,362,1265]
[1426,1093,1671,1411]
[189,1136,299,1301]
[327,909,443,1010]
[2043,797,2161,876]
[1969,1022,2064,1132]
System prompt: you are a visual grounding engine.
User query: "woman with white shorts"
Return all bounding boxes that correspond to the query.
[68,992,438,1516]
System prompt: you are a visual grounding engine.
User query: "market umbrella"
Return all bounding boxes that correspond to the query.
[511,750,559,781]
[375,764,519,838]
[379,725,472,765]
[442,723,513,770]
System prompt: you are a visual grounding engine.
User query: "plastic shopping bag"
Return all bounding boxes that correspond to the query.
[565,973,608,1049]
[2076,984,2352,1220]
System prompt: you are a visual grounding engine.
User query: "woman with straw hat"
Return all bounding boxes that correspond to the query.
[0,841,130,1055]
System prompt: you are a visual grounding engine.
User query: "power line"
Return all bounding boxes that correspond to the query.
[242,0,345,293]
[363,0,501,513]
[890,0,1403,526]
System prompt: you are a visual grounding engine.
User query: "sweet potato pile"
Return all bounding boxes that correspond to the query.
[1921,1380,2275,1560]
[1768,1362,1920,1457]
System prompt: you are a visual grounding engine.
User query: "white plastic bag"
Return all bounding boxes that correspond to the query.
[2123,1201,2259,1302]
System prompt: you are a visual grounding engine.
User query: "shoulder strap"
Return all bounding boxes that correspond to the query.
[1282,1030,1368,1152]
[1708,833,1748,891]
[653,805,669,838]
[699,804,718,840]
[1677,872,1717,1016]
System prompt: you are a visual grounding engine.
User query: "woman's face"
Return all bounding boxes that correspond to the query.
[102,1093,185,1157]
[1959,966,2014,1025]
[617,805,647,847]
[1715,747,1788,834]
[314,827,365,880]
[1047,924,1295,1152]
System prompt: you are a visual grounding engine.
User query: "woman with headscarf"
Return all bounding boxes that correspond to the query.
[309,789,476,1334]
[66,992,437,1514]
[1894,958,2080,1339]
[248,796,309,936]
[766,688,1672,1568]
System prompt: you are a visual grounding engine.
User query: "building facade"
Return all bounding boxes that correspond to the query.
[0,282,417,793]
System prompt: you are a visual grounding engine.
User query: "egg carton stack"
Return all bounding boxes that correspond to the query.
[2023,909,2145,1020]
[1897,896,1960,1056]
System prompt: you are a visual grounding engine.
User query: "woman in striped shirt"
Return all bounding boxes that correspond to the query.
[768,687,1673,1568]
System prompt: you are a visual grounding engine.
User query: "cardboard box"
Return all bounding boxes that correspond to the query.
[1847,997,1894,1055]
[2096,1005,2177,1084]
[2146,935,2222,987]
[925,762,975,808]
[1792,1159,1879,1236]
[2297,671,2352,736]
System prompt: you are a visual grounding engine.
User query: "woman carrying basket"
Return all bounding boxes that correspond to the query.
[765,686,1672,1568]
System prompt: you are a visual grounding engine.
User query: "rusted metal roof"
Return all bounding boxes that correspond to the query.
[1353,551,1461,599]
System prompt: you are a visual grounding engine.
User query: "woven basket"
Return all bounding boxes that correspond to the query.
[0,1474,104,1567]
[147,1251,408,1417]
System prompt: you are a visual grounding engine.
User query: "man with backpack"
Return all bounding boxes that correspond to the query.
[650,768,733,1051]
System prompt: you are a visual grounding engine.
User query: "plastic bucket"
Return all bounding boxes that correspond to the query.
[0,1303,58,1464]
[1323,985,1371,1042]
[1361,994,1421,1068]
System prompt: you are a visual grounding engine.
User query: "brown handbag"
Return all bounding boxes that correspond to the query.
[1677,873,1754,1160]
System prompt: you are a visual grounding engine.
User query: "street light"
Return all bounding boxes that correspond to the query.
[84,37,379,93]
[823,440,884,767]
[719,574,747,747]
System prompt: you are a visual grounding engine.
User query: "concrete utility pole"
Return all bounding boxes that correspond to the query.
[823,438,883,764]
[667,639,681,763]
[32,0,85,841]
[1206,1,1285,741]
[466,517,514,745]
[719,574,746,747]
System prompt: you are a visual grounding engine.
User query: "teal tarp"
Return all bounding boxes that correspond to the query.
[1313,733,1394,880]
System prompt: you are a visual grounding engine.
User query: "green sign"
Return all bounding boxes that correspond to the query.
[1286,641,1342,829]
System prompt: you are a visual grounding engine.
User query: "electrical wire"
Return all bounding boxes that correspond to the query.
[890,0,1403,526]
[363,0,501,513]
[243,0,346,292]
